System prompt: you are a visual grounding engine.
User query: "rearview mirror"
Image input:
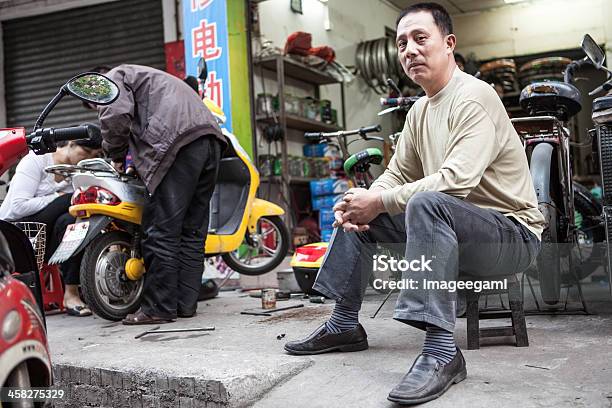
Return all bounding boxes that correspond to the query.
[64,73,120,105]
[581,34,605,69]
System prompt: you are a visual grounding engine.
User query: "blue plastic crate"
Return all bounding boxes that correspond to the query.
[321,228,334,242]
[319,209,335,229]
[309,178,350,197]
[312,194,344,211]
[303,143,327,157]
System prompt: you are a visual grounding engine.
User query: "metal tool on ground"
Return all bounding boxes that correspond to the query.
[240,303,305,317]
[134,326,216,339]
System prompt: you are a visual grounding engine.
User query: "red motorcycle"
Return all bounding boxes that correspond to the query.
[0,72,119,403]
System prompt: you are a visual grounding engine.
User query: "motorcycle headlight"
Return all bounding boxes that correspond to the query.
[2,309,21,342]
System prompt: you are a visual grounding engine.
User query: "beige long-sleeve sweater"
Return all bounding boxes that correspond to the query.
[371,68,545,240]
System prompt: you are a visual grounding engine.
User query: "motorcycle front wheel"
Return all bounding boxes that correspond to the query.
[80,230,143,321]
[222,215,289,276]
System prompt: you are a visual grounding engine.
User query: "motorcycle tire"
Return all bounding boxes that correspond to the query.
[222,215,289,276]
[80,230,143,321]
[572,181,605,279]
[537,203,562,305]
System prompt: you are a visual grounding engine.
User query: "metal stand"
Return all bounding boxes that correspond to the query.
[521,269,590,315]
[218,269,236,289]
[370,289,397,319]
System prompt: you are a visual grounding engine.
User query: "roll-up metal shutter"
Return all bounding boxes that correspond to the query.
[3,0,165,130]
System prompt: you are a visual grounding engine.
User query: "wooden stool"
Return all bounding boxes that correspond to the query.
[465,274,528,350]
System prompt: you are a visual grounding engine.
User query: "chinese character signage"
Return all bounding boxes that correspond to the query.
[183,0,233,131]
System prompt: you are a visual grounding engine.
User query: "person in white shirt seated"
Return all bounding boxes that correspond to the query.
[0,124,102,316]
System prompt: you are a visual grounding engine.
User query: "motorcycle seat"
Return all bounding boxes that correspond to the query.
[593,96,612,112]
[519,81,582,121]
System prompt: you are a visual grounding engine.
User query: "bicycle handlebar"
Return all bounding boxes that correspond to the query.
[304,124,382,140]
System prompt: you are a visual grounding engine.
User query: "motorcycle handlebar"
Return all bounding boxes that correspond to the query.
[589,79,612,96]
[564,58,591,84]
[53,126,92,142]
[26,125,93,154]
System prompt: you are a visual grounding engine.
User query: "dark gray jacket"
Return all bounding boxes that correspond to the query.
[98,64,226,194]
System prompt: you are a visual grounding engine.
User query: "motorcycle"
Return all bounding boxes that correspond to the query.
[581,34,612,295]
[48,64,290,321]
[513,34,606,306]
[0,72,119,399]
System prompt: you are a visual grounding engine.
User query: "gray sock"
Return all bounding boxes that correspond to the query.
[325,302,359,333]
[422,325,457,365]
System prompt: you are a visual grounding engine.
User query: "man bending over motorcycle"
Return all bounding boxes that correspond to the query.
[283,2,545,405]
[87,64,227,325]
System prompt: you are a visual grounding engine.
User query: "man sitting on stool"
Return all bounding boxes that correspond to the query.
[284,2,544,405]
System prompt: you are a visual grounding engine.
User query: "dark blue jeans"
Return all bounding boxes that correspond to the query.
[312,191,541,332]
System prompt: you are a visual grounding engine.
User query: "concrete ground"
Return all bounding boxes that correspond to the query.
[46,279,612,408]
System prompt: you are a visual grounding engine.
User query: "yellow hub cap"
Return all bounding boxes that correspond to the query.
[125,258,145,281]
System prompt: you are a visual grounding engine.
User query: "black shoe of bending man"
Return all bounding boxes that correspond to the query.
[284,323,368,355]
[387,348,467,405]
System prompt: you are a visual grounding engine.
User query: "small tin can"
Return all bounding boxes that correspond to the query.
[262,289,276,309]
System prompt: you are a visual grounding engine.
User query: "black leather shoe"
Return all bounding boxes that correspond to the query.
[284,323,368,355]
[387,349,467,405]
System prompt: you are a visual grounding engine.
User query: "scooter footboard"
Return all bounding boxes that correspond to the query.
[49,216,112,264]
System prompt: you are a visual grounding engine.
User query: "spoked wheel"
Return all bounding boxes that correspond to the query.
[80,231,143,321]
[537,203,562,305]
[222,215,289,276]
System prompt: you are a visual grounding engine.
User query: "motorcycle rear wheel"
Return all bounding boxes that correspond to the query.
[80,231,143,321]
[222,216,289,276]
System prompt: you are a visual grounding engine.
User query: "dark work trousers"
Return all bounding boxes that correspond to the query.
[312,191,541,332]
[18,194,81,285]
[140,136,221,319]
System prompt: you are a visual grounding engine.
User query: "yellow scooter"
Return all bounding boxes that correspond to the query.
[48,99,289,321]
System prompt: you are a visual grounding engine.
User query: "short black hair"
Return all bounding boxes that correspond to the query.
[454,53,466,66]
[396,2,453,36]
